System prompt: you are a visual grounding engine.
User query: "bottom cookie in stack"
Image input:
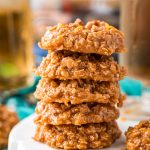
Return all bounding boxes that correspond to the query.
[34,121,121,149]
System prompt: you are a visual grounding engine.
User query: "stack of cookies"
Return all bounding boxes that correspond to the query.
[33,19,127,149]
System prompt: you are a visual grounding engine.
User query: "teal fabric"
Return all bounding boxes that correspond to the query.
[4,76,40,120]
[6,97,35,120]
[119,77,143,96]
[3,76,143,120]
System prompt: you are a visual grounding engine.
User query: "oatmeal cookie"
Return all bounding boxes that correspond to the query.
[34,102,119,125]
[125,120,150,150]
[34,78,124,106]
[0,105,19,149]
[39,19,125,55]
[34,50,127,81]
[34,121,121,149]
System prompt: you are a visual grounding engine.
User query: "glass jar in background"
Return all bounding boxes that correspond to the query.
[0,0,33,92]
[120,0,150,86]
[120,0,150,115]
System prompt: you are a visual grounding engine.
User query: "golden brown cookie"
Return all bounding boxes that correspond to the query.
[0,105,19,149]
[34,121,121,149]
[125,120,150,150]
[39,19,125,55]
[34,102,119,125]
[34,78,124,106]
[34,50,127,81]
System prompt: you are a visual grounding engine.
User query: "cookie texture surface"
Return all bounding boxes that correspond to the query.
[34,121,121,149]
[35,102,119,125]
[39,19,125,55]
[34,78,124,106]
[0,105,19,149]
[35,50,127,81]
[125,120,150,150]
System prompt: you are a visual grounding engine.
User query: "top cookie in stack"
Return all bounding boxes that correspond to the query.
[33,19,127,150]
[39,19,125,55]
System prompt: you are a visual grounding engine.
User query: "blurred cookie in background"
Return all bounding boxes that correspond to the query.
[125,120,150,150]
[0,105,19,149]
